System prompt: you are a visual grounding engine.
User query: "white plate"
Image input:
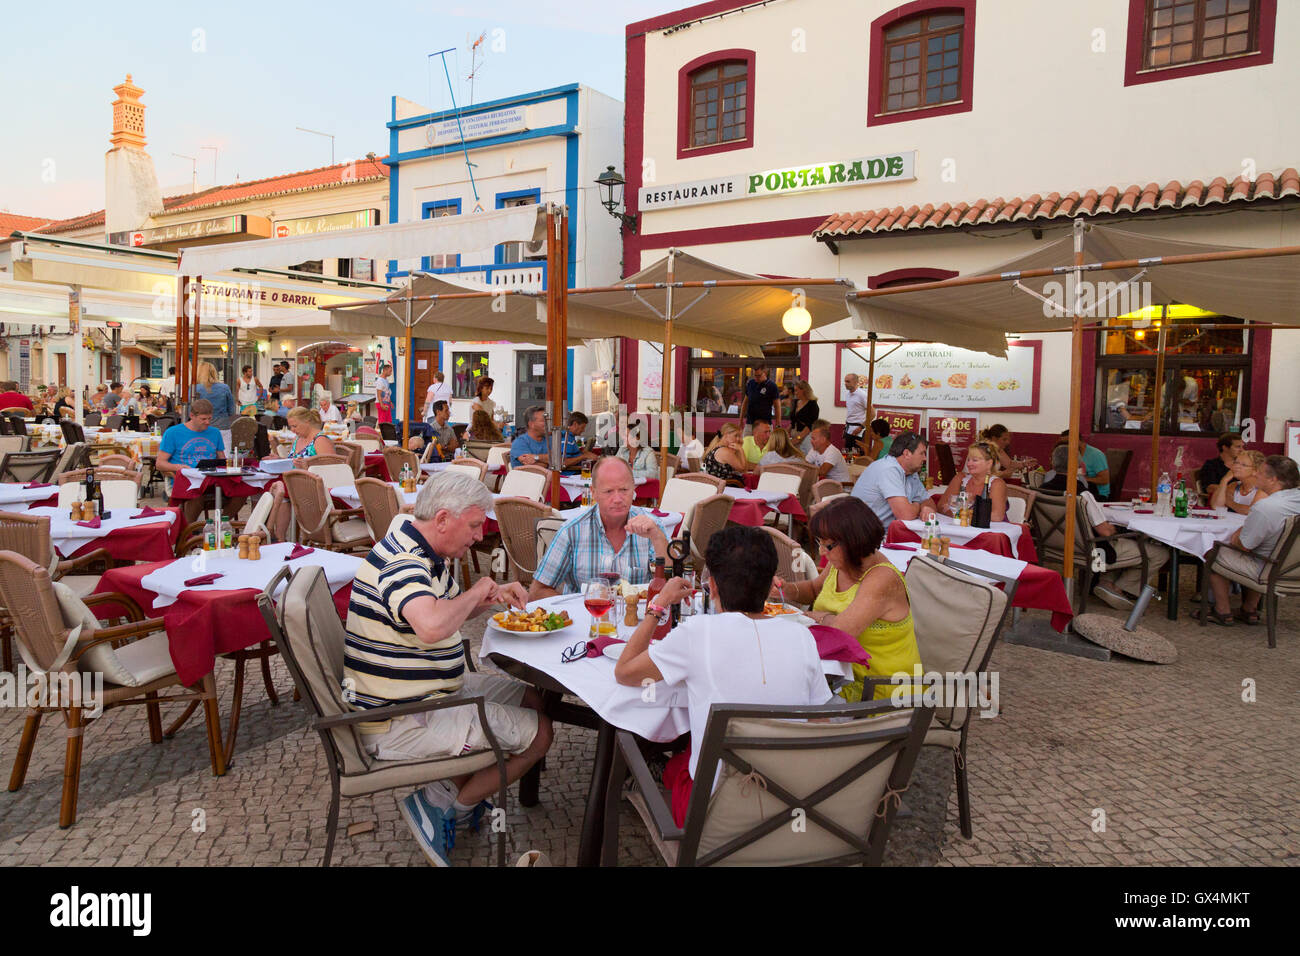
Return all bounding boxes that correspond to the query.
[487,607,576,635]
[601,642,627,661]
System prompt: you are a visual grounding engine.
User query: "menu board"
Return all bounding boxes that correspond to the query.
[875,407,923,436]
[840,341,1039,413]
[928,412,979,479]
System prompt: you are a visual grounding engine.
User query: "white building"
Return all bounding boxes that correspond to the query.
[621,0,1299,482]
[386,83,624,426]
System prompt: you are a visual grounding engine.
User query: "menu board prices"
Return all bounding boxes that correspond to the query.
[875,408,922,436]
[840,341,1039,413]
[928,412,979,478]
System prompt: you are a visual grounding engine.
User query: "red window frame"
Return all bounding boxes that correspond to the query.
[867,1,976,128]
[677,49,756,160]
[1124,0,1276,86]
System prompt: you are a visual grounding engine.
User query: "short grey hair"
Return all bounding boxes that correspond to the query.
[412,470,494,521]
[1050,443,1070,473]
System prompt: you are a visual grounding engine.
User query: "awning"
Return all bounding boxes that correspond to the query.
[176,204,547,275]
[846,223,1300,356]
[122,343,163,358]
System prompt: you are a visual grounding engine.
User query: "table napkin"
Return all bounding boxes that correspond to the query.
[882,543,918,552]
[184,572,225,587]
[285,544,316,561]
[651,509,670,517]
[809,625,870,665]
[585,635,625,658]
[75,517,102,529]
[131,506,167,519]
[1134,509,1154,514]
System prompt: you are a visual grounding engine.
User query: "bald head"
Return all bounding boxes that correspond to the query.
[592,454,634,489]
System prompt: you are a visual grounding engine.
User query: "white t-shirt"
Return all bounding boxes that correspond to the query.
[649,613,833,786]
[845,387,869,427]
[375,375,390,401]
[160,376,176,398]
[806,444,850,482]
[424,380,452,415]
[318,403,342,424]
[237,378,259,406]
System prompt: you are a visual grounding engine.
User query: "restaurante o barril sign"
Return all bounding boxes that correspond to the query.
[638,150,916,211]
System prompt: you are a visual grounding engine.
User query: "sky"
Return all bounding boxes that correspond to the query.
[0,0,667,220]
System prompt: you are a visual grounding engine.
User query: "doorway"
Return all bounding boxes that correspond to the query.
[413,349,439,416]
[515,350,547,428]
[56,352,67,387]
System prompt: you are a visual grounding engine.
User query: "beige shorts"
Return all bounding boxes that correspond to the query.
[1213,546,1266,583]
[363,673,538,759]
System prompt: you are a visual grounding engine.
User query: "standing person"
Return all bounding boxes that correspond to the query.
[267,362,285,404]
[470,377,497,422]
[851,431,937,529]
[509,405,549,467]
[805,420,850,483]
[614,525,833,826]
[236,365,262,415]
[160,366,177,401]
[1200,432,1243,499]
[935,441,1008,522]
[1209,449,1270,515]
[343,470,552,866]
[192,361,237,452]
[787,380,820,453]
[427,400,458,460]
[842,373,869,455]
[738,365,780,431]
[741,419,772,467]
[424,370,452,420]
[375,384,394,426]
[374,363,392,403]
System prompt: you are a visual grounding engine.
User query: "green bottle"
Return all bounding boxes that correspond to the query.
[1173,473,1188,518]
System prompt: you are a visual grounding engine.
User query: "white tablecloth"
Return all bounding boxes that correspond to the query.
[27,505,177,556]
[175,468,276,496]
[1101,504,1245,559]
[480,594,850,743]
[900,515,1029,560]
[420,461,453,475]
[880,542,1028,583]
[0,482,58,511]
[139,542,362,608]
[332,482,418,509]
[256,458,297,475]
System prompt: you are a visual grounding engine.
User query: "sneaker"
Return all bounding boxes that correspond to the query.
[397,791,453,867]
[465,800,493,833]
[1093,584,1135,610]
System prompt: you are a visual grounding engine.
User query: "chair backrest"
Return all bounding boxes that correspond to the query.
[904,554,1010,732]
[59,421,86,445]
[755,524,818,582]
[355,477,402,541]
[485,444,511,470]
[5,414,28,436]
[1265,514,1300,591]
[679,701,931,866]
[57,471,142,510]
[361,415,377,428]
[283,470,332,543]
[308,462,357,492]
[0,435,27,457]
[933,442,957,484]
[104,414,124,431]
[1104,448,1133,501]
[0,416,11,436]
[53,442,89,478]
[812,478,844,504]
[762,461,816,512]
[382,446,419,483]
[756,469,803,501]
[499,466,548,501]
[0,513,54,572]
[677,472,724,493]
[230,416,259,454]
[1027,490,1090,563]
[534,516,567,568]
[1005,495,1027,525]
[258,565,371,776]
[243,491,275,539]
[0,449,62,483]
[686,493,734,565]
[84,411,103,427]
[353,438,383,455]
[1005,485,1036,530]
[463,439,498,462]
[355,426,382,442]
[0,550,72,673]
[378,422,398,442]
[333,441,365,478]
[686,455,702,473]
[266,481,291,543]
[446,457,489,484]
[660,476,721,522]
[95,453,138,471]
[495,497,555,584]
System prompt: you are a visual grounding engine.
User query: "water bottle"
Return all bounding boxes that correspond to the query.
[221,518,233,550]
[1156,471,1173,516]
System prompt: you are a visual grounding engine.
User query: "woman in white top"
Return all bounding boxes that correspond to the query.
[757,426,806,471]
[317,391,342,424]
[935,441,1008,522]
[1210,449,1269,515]
[616,432,657,485]
[470,376,497,421]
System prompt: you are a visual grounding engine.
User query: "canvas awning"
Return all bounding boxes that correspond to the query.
[846,223,1300,356]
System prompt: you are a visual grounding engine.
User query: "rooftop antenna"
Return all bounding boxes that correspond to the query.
[296,126,335,166]
[467,31,487,105]
[429,47,482,211]
[200,144,219,185]
[172,152,198,193]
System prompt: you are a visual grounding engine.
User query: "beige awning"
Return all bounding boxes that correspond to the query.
[846,224,1300,356]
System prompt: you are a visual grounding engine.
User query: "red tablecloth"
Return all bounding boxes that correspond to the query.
[727,494,807,528]
[886,521,1040,564]
[65,507,184,563]
[363,454,392,482]
[169,472,267,503]
[92,560,352,687]
[560,478,660,504]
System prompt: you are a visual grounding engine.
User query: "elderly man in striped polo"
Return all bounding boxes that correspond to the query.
[344,470,553,866]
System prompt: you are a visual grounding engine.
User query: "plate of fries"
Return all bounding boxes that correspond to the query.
[490,606,574,633]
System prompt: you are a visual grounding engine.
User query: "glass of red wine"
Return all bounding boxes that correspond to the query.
[582,579,614,640]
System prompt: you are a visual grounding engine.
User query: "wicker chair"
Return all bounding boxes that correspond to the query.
[333,441,365,478]
[685,493,734,566]
[661,476,723,528]
[494,497,556,586]
[230,416,259,458]
[755,525,819,585]
[282,469,373,553]
[1200,514,1300,648]
[447,458,489,484]
[677,472,725,493]
[355,477,403,541]
[812,478,846,505]
[94,453,140,472]
[500,465,551,501]
[382,446,420,485]
[762,461,816,515]
[0,550,225,827]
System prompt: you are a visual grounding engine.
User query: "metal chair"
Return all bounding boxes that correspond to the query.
[1200,514,1299,648]
[104,414,124,431]
[1029,491,1150,613]
[602,700,931,866]
[52,442,90,479]
[83,412,103,428]
[0,449,61,483]
[256,564,509,866]
[59,421,86,445]
[0,435,27,457]
[5,414,28,437]
[378,422,398,443]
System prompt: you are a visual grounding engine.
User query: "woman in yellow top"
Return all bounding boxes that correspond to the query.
[772,496,921,701]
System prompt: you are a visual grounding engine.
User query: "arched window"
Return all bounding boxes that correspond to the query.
[677,49,755,159]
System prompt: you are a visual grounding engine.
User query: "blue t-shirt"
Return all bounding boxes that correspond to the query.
[851,456,926,528]
[1081,444,1110,498]
[160,423,225,468]
[510,433,549,467]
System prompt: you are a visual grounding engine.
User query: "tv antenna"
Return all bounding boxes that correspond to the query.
[296,126,336,166]
[429,47,481,210]
[467,32,487,105]
[172,153,198,193]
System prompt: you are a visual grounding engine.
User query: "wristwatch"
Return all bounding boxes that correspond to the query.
[646,602,671,625]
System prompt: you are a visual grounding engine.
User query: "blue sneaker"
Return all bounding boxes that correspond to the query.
[397,791,452,867]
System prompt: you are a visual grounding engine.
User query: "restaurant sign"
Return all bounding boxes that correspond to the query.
[839,341,1041,414]
[638,150,916,211]
[426,106,527,147]
[273,209,381,238]
[109,215,271,248]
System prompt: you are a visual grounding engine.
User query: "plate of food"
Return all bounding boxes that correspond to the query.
[490,607,574,633]
[763,602,801,616]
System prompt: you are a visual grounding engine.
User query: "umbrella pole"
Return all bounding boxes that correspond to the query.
[190,275,203,406]
[544,207,569,509]
[403,291,412,449]
[864,336,876,456]
[1062,221,1084,601]
[1149,311,1168,492]
[177,277,187,405]
[69,287,83,424]
[659,251,676,493]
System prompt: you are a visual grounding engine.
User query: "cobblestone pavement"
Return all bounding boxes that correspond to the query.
[0,551,1295,866]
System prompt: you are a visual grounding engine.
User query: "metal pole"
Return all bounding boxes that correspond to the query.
[1062,220,1085,593]
[190,276,203,405]
[658,251,676,493]
[544,207,564,509]
[1149,310,1169,493]
[177,277,188,407]
[69,287,83,424]
[110,327,122,383]
[403,291,413,449]
[864,335,876,455]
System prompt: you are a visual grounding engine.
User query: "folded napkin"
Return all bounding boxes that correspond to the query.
[75,517,102,529]
[650,509,670,518]
[1134,509,1155,514]
[584,635,625,658]
[184,573,224,587]
[23,481,53,489]
[882,543,918,552]
[131,506,167,519]
[810,625,870,665]
[284,544,315,561]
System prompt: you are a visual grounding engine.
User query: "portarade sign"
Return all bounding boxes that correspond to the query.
[638,150,917,211]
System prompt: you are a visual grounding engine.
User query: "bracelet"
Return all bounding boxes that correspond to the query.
[646,602,671,625]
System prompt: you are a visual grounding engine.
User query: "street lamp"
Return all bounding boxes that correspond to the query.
[595,166,638,233]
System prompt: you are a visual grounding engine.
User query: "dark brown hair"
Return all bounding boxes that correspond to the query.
[808,496,884,567]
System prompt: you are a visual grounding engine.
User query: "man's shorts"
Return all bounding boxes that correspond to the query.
[362,673,538,760]
[1213,546,1266,583]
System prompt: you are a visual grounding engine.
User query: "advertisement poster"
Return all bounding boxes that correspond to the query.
[875,407,924,437]
[839,341,1040,413]
[927,411,979,479]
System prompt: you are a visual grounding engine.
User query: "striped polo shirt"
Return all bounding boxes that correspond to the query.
[343,521,464,711]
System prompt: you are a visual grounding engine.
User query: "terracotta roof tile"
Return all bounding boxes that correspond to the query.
[813,167,1300,238]
[0,212,55,236]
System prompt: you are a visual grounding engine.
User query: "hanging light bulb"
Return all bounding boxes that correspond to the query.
[782,304,812,336]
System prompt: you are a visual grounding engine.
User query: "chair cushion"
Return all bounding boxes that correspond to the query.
[1212,547,1267,588]
[51,581,176,686]
[334,517,373,543]
[60,575,102,600]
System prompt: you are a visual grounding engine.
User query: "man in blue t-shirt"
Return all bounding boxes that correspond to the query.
[1058,430,1111,499]
[155,398,235,520]
[560,411,599,474]
[510,405,550,467]
[739,365,781,429]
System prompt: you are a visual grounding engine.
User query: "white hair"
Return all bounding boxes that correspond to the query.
[412,470,494,521]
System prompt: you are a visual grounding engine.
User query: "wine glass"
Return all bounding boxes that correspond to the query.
[581,579,614,640]
[1138,486,1151,506]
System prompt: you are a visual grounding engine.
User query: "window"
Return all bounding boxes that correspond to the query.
[1125,0,1275,85]
[451,351,489,399]
[421,199,461,271]
[676,49,756,159]
[1094,307,1250,434]
[495,191,543,265]
[687,343,799,415]
[868,2,976,127]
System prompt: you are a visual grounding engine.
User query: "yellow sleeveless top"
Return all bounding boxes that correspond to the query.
[815,562,923,702]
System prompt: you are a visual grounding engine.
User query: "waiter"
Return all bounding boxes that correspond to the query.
[738,364,780,432]
[842,373,869,454]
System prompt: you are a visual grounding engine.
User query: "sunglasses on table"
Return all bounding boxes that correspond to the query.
[562,640,597,663]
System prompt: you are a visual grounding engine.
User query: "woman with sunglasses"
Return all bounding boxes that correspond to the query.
[935,441,1008,522]
[772,496,921,702]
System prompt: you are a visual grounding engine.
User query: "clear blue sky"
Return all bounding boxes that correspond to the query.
[1,0,666,219]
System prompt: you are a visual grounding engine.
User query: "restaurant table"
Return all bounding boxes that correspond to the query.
[171,466,277,513]
[27,505,182,562]
[880,543,1074,633]
[1101,504,1247,620]
[887,515,1038,563]
[720,486,806,528]
[92,543,360,763]
[558,474,660,504]
[0,482,60,512]
[420,461,454,475]
[482,593,853,866]
[364,454,391,482]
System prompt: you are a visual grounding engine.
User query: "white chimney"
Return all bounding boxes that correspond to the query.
[104,74,163,238]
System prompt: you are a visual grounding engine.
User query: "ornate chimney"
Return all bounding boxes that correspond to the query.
[104,74,163,239]
[110,74,147,149]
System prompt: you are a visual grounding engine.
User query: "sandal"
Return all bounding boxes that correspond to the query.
[1191,607,1236,627]
[1236,609,1261,626]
